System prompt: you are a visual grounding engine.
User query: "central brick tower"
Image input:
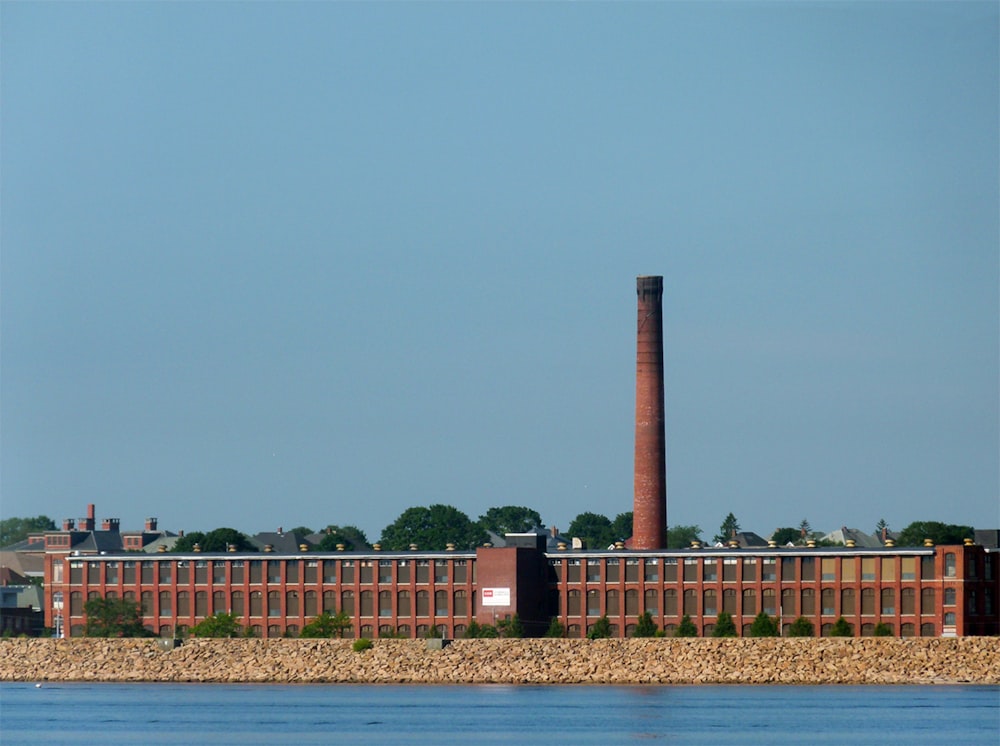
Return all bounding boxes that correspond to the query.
[632,275,667,549]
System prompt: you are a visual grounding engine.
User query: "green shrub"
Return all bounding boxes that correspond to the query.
[497,614,523,638]
[873,622,893,637]
[352,637,373,652]
[830,617,853,637]
[711,611,737,638]
[786,616,815,637]
[675,614,698,638]
[633,611,659,638]
[544,618,565,638]
[587,616,612,639]
[749,611,779,637]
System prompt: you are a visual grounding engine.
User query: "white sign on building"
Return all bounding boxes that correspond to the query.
[481,587,511,607]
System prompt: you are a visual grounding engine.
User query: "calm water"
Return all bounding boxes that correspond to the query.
[0,683,997,745]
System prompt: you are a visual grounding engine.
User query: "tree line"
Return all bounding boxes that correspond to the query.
[0,510,977,554]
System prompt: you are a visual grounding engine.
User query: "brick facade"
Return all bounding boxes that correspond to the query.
[44,542,998,639]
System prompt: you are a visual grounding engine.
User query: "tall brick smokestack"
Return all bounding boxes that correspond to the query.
[632,276,666,549]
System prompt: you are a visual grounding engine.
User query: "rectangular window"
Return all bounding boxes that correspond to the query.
[231,561,244,584]
[176,561,189,585]
[605,558,619,583]
[761,559,776,582]
[397,560,410,584]
[587,560,602,583]
[304,560,318,584]
[877,557,895,582]
[566,560,581,584]
[379,560,393,584]
[341,561,355,585]
[701,559,716,582]
[415,560,429,584]
[359,561,373,584]
[435,560,449,584]
[861,558,875,582]
[195,561,208,585]
[722,558,737,582]
[800,557,815,582]
[901,557,916,581]
[140,562,154,585]
[88,563,101,585]
[267,560,281,584]
[286,561,299,584]
[106,562,119,585]
[453,560,467,584]
[781,557,796,582]
[549,560,563,582]
[249,561,263,584]
[821,558,836,582]
[322,560,336,583]
[842,558,856,583]
[742,560,756,583]
[644,559,659,583]
[625,559,639,583]
[123,562,135,585]
[662,559,678,583]
[921,556,935,580]
[213,562,227,585]
[683,559,698,582]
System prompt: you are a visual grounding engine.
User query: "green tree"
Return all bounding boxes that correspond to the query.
[317,525,370,551]
[830,617,853,637]
[873,622,893,637]
[714,513,741,544]
[711,611,737,638]
[174,527,256,553]
[675,615,698,637]
[477,506,543,536]
[587,615,613,639]
[633,611,659,638]
[799,519,811,537]
[497,614,524,638]
[172,532,206,553]
[189,612,246,638]
[749,611,779,637]
[787,616,815,637]
[896,521,973,547]
[544,618,565,638]
[667,525,703,548]
[567,512,615,549]
[875,519,888,538]
[299,611,352,638]
[83,597,151,638]
[0,515,56,547]
[379,505,487,551]
[611,512,633,543]
[771,527,800,546]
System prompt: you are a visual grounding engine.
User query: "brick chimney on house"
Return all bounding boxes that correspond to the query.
[81,503,96,532]
[62,518,76,531]
[145,518,158,532]
[631,276,667,550]
[101,518,121,532]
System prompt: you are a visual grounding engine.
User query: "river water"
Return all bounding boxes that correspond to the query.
[1,682,996,745]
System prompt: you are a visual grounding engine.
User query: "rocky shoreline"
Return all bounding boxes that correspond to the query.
[2,637,997,685]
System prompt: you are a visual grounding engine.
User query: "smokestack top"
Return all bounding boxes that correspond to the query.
[637,275,663,298]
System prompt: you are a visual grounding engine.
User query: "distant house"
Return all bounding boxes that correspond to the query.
[822,527,882,548]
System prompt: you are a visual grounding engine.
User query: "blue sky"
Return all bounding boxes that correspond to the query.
[2,2,997,542]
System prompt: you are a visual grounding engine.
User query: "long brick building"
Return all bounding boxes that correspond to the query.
[39,277,999,638]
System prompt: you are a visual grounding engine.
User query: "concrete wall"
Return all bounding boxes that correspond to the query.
[2,637,997,685]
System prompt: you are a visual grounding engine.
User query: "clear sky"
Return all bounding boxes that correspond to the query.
[2,2,997,543]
